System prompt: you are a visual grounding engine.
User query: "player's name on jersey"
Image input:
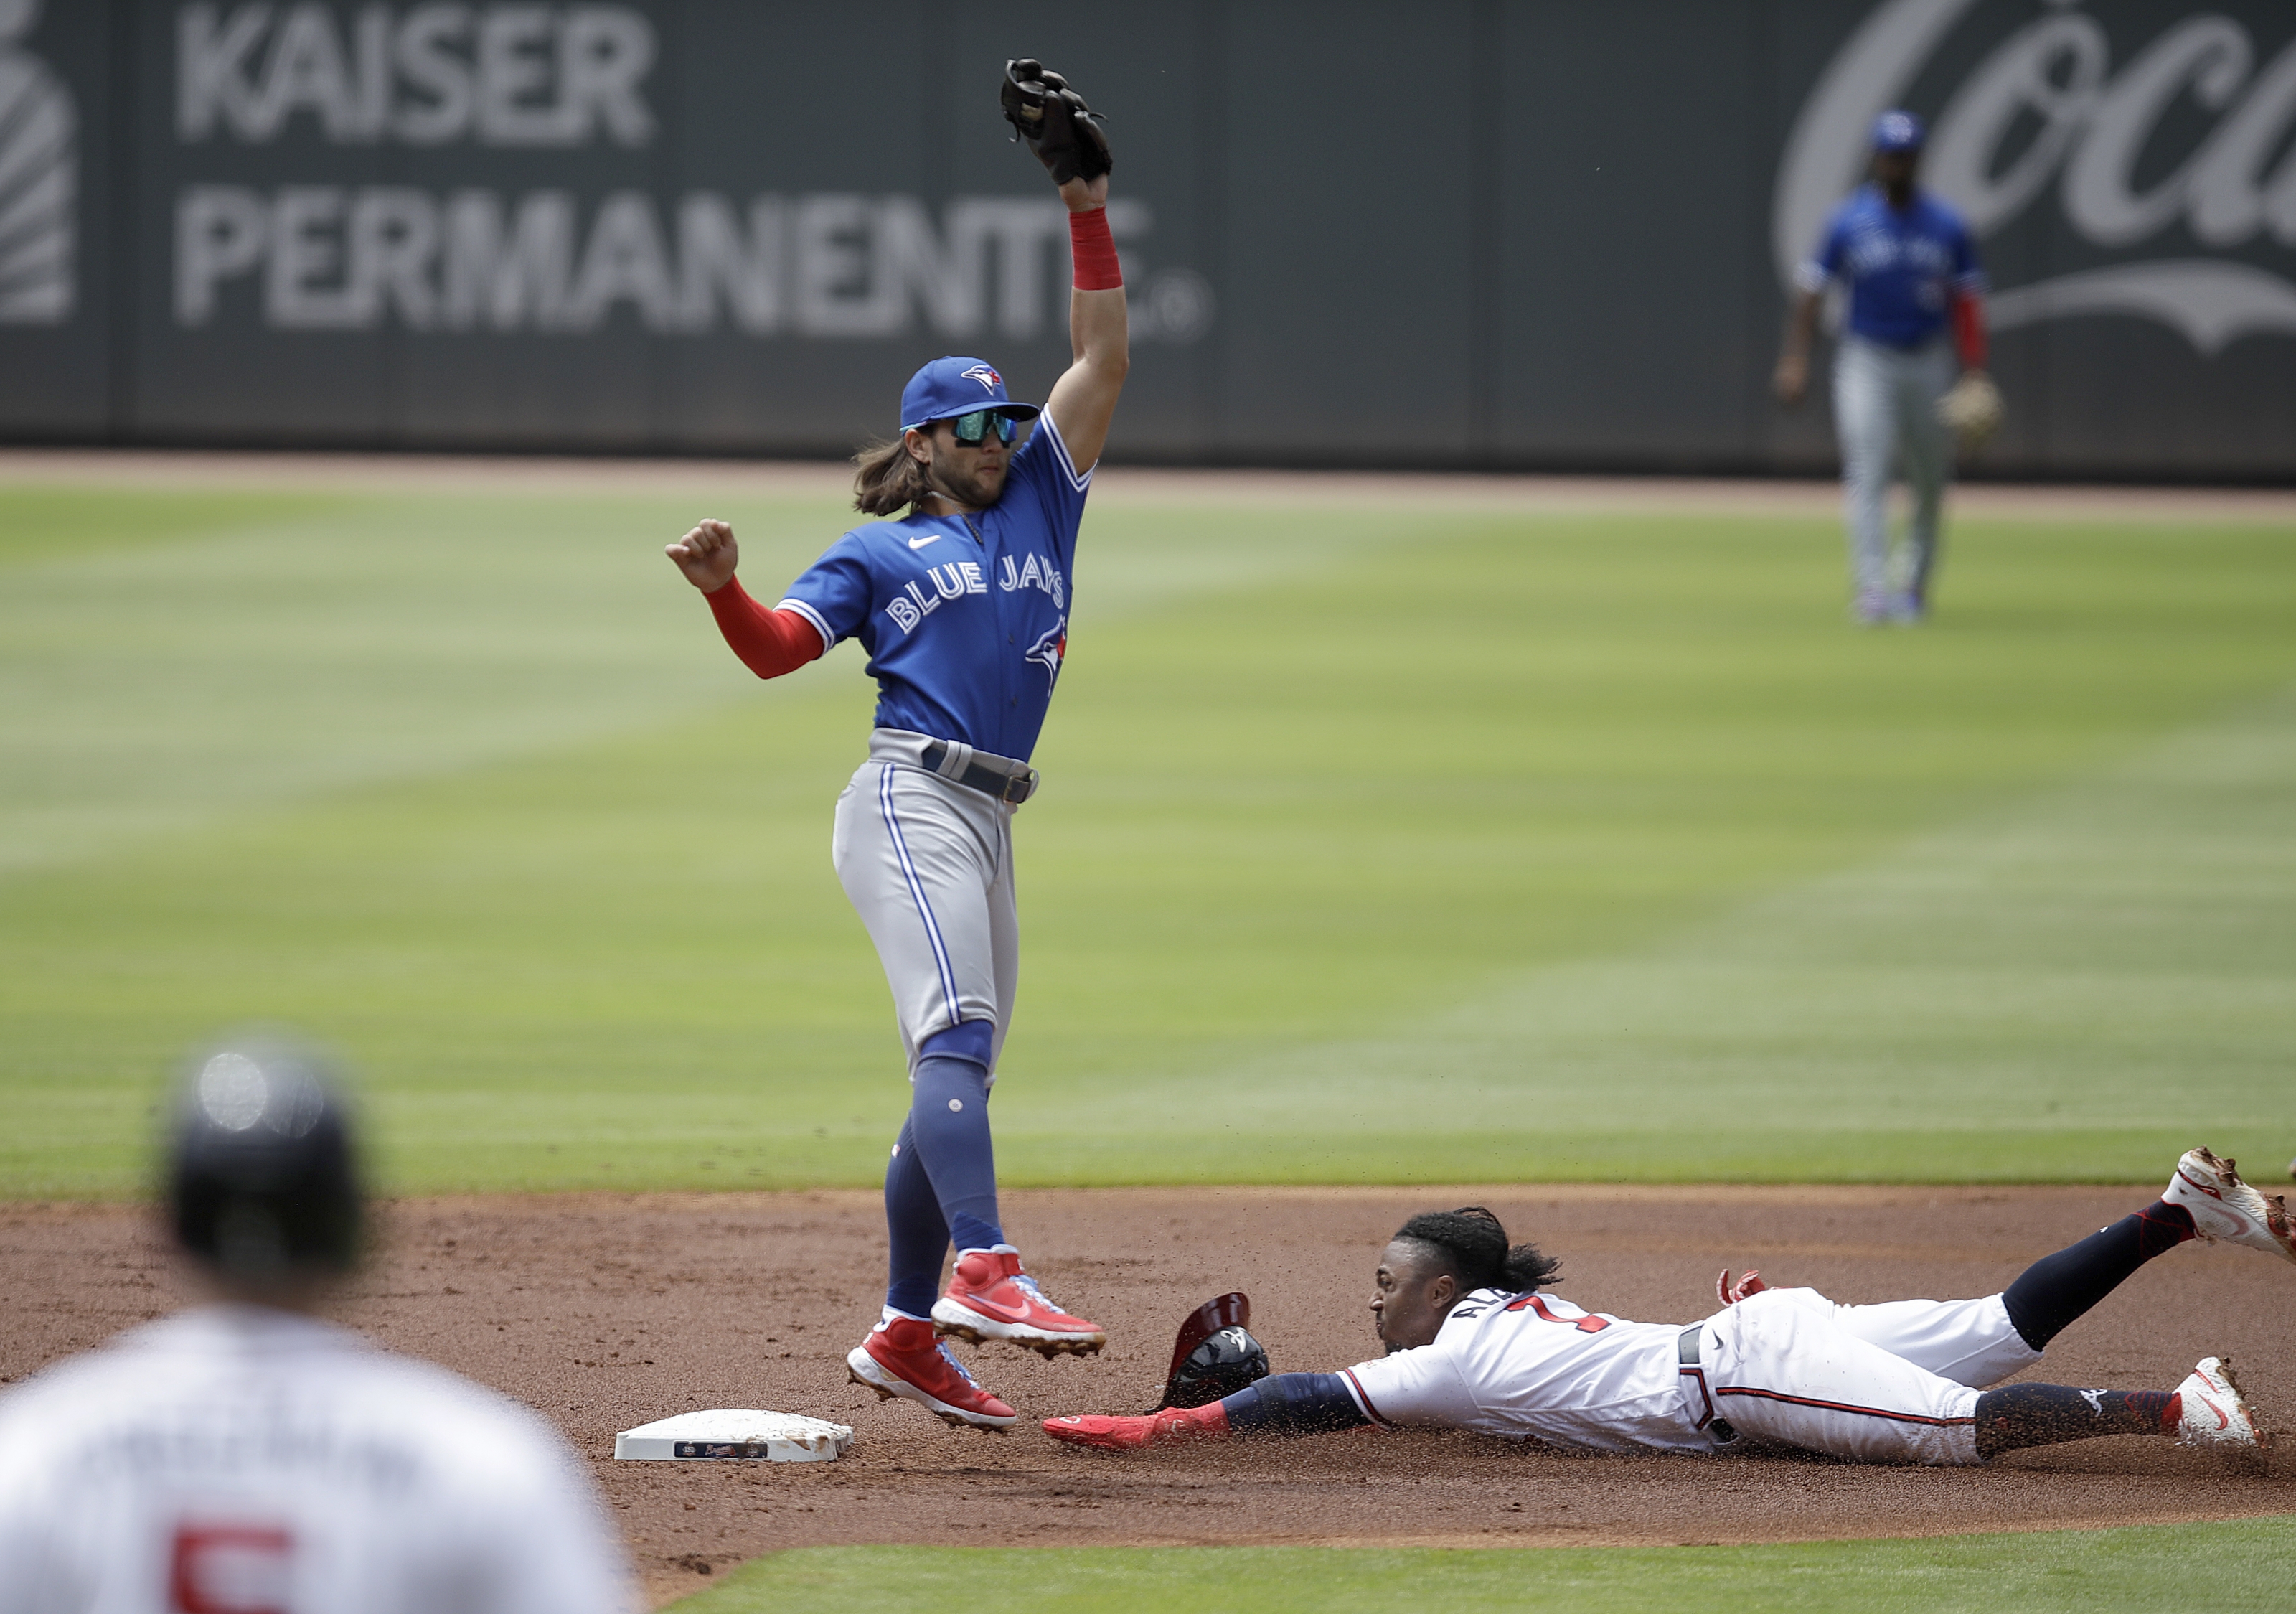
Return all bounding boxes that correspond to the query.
[65,1407,421,1491]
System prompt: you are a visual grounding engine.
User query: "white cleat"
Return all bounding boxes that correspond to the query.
[2162,1148,2296,1265]
[2175,1357,2266,1452]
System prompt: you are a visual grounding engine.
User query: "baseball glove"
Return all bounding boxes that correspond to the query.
[1002,58,1112,184]
[1937,370,2004,448]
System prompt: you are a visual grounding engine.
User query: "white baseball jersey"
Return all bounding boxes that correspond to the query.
[1335,1284,2042,1465]
[1338,1287,1706,1455]
[0,1305,634,1614]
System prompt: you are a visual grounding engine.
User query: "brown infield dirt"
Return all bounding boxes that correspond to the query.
[4,1184,2291,1608]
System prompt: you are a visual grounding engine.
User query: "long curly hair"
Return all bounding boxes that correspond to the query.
[852,436,935,517]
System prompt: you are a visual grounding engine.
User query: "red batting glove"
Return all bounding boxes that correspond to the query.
[1043,1402,1230,1451]
[1717,1269,1769,1305]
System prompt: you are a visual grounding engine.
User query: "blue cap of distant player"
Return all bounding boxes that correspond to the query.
[900,357,1043,434]
[1872,110,1926,153]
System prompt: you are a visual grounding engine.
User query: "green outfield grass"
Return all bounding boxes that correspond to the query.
[1,479,2292,1196]
[664,1520,2296,1613]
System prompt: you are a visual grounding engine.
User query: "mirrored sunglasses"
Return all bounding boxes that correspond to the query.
[949,410,1020,446]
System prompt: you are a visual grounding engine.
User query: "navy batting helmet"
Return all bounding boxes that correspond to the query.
[169,1038,362,1278]
[1156,1323,1271,1409]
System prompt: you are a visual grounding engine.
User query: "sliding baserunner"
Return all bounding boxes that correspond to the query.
[1046,1148,2290,1462]
[664,61,1125,1430]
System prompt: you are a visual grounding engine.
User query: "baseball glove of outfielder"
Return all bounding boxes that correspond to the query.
[1937,370,2004,448]
[1002,58,1112,184]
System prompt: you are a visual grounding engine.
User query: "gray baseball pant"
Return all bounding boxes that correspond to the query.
[831,728,1018,1082]
[1832,333,1956,605]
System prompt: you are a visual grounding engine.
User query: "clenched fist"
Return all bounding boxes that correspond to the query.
[665,519,739,593]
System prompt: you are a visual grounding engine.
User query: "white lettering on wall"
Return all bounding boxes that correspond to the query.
[1780,0,2296,354]
[169,186,1209,342]
[177,2,654,147]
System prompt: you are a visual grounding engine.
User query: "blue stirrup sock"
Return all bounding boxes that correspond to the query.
[882,1021,1004,1314]
[881,1115,946,1319]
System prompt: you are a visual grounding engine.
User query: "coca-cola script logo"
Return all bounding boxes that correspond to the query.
[1777,0,2296,353]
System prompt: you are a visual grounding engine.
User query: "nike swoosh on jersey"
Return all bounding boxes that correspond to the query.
[908,535,942,550]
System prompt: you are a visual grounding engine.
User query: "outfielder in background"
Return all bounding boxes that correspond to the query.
[0,1040,634,1614]
[1774,111,2003,627]
[666,62,1126,1431]
[1047,1147,2289,1464]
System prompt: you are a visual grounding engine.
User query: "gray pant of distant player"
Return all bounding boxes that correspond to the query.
[1833,333,1956,609]
[832,728,1018,1081]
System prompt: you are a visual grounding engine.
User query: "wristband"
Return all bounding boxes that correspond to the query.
[1952,292,1988,370]
[1069,207,1122,291]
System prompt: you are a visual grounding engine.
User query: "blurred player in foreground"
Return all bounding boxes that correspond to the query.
[665,62,1126,1430]
[0,1040,634,1614]
[1775,111,2000,626]
[1046,1148,2288,1463]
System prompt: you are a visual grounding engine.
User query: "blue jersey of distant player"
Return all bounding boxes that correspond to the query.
[1798,184,1983,349]
[776,414,1092,762]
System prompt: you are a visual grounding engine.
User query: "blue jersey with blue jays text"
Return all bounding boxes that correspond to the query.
[1798,184,1982,349]
[776,414,1091,762]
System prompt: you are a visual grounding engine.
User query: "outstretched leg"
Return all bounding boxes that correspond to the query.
[1975,1358,2262,1457]
[1707,1292,2265,1465]
[1998,1198,2194,1351]
[1759,1148,2291,1388]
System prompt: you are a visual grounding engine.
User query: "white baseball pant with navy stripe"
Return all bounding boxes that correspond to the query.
[832,728,1018,1081]
[1692,1285,2041,1465]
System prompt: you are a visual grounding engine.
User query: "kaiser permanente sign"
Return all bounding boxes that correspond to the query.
[3,1,2291,475]
[169,6,1182,344]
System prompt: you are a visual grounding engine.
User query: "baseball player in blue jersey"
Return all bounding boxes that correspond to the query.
[1776,111,2000,626]
[664,62,1123,1430]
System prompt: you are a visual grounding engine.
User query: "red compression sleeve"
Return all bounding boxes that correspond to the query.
[704,578,825,680]
[1953,291,1988,370]
[1069,206,1123,291]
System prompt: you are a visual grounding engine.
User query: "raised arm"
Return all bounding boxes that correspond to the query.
[1043,175,1129,472]
[1000,59,1129,472]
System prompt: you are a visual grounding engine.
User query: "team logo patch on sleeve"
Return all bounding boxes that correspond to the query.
[1025,620,1067,684]
[961,364,1002,391]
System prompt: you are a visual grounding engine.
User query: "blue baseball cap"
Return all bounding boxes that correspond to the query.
[1872,110,1925,153]
[900,356,1042,435]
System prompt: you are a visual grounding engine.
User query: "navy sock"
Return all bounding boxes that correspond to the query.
[1973,1383,2178,1458]
[881,1115,947,1318]
[908,1021,1004,1254]
[2000,1203,2195,1350]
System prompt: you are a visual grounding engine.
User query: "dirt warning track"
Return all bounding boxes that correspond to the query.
[4,1184,2290,1608]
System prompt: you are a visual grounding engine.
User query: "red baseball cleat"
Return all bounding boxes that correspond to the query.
[933,1247,1106,1357]
[847,1315,1017,1430]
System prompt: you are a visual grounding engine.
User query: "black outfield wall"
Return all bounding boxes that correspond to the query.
[4,0,2293,477]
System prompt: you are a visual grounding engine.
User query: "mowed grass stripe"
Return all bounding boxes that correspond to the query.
[664,1520,2296,1613]
[1,502,2291,1194]
[1021,676,2296,1183]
